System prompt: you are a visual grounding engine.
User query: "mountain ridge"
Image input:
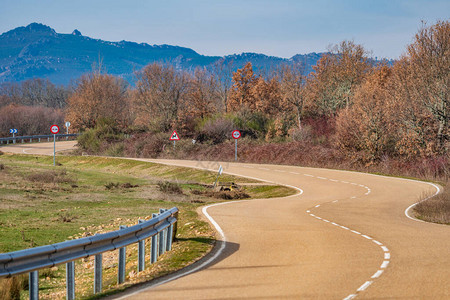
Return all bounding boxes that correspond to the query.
[0,23,325,85]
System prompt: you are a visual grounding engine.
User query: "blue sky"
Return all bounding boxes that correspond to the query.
[0,0,448,59]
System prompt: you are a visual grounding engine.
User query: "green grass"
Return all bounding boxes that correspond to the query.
[0,153,296,299]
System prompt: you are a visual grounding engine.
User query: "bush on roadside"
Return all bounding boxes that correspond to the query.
[196,116,235,144]
[158,181,183,194]
[124,132,169,158]
[77,118,126,154]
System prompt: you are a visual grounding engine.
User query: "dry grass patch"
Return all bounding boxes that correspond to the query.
[26,169,74,184]
[414,183,450,225]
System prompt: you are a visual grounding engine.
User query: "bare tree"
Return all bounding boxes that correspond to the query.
[210,58,234,113]
[278,63,307,129]
[133,63,188,131]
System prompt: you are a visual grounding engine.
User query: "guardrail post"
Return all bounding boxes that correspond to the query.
[158,210,166,256]
[38,138,41,142]
[47,137,50,142]
[29,271,39,300]
[166,223,173,251]
[66,261,75,300]
[151,213,158,263]
[160,209,169,254]
[21,139,24,143]
[138,219,145,272]
[94,254,102,294]
[118,225,127,284]
[30,138,32,143]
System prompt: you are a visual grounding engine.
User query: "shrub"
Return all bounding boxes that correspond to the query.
[77,118,125,154]
[105,182,120,190]
[289,125,312,142]
[197,117,235,144]
[124,132,169,158]
[158,181,183,194]
[233,109,269,139]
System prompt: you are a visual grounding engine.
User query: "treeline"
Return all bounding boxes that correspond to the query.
[0,78,68,136]
[1,21,448,176]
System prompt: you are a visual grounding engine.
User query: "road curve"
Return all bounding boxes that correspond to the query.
[2,142,449,299]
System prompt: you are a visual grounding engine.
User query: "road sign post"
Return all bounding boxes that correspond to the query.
[50,125,60,166]
[169,130,180,149]
[232,130,241,161]
[10,129,17,144]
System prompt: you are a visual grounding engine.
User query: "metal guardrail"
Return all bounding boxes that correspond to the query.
[0,207,179,299]
[0,133,79,144]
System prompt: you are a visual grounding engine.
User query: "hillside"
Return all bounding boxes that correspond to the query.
[0,23,324,85]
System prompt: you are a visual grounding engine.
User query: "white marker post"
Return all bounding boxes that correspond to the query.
[169,130,180,149]
[232,130,241,161]
[213,165,223,187]
[50,125,60,166]
[65,121,71,140]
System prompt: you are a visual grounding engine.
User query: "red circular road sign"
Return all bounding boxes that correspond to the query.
[50,124,60,134]
[232,130,241,139]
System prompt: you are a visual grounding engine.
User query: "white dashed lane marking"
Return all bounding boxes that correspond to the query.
[271,167,383,299]
[371,270,384,279]
[357,281,373,292]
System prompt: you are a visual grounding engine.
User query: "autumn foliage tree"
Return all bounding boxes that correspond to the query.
[336,66,395,160]
[309,41,372,116]
[66,73,129,131]
[227,62,258,112]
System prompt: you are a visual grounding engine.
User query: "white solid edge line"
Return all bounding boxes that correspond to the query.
[404,182,441,223]
[113,161,304,298]
[115,200,247,299]
[343,294,357,300]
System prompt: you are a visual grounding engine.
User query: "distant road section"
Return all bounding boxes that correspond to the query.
[0,140,77,155]
[2,142,449,299]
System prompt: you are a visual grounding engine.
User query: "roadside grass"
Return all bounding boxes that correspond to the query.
[0,153,295,299]
[414,181,450,225]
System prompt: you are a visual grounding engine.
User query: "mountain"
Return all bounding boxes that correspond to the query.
[0,23,325,85]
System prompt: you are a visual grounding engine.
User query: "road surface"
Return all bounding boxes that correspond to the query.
[2,141,449,299]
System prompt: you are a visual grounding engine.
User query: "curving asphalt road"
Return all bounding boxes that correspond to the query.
[2,141,449,299]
